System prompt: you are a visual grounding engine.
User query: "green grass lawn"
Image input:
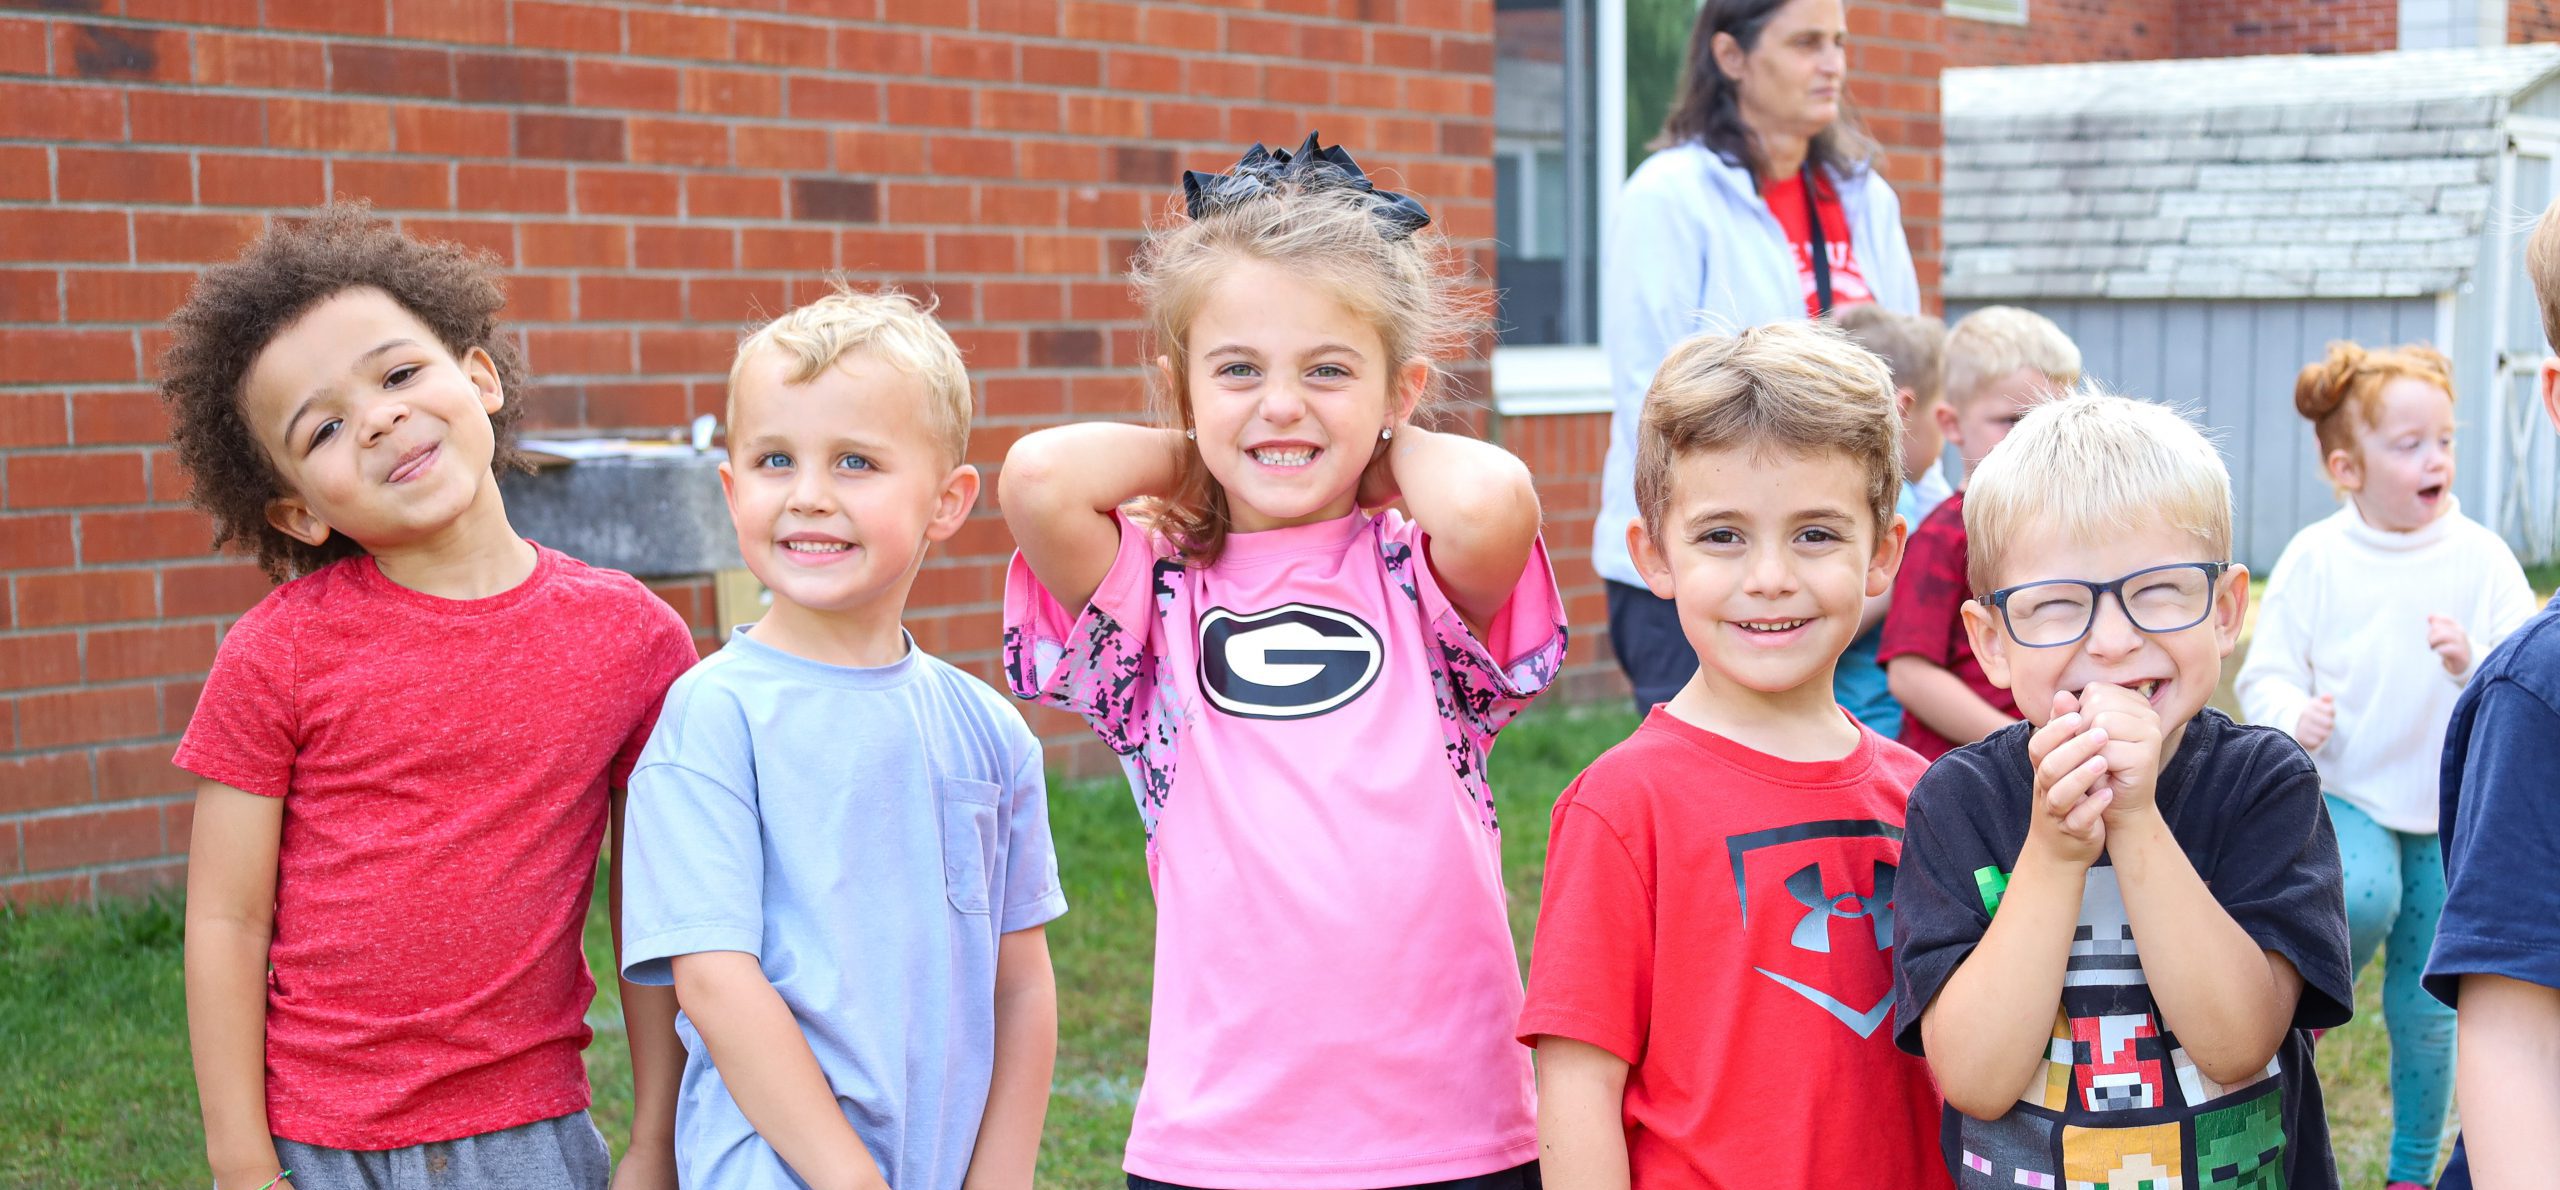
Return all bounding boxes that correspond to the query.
[0,704,2416,1188]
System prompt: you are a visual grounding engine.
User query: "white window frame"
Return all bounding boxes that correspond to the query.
[1492,0,1623,418]
[1946,0,2028,26]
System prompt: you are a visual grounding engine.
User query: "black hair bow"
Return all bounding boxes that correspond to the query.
[1180,132,1432,240]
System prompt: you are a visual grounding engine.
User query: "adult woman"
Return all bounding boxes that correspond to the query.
[1594,0,1922,710]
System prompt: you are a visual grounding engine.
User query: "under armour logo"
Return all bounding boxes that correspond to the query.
[1780,861,1895,953]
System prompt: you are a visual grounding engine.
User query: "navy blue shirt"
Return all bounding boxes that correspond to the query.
[2426,593,2560,1190]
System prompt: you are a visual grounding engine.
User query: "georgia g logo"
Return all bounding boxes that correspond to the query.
[1197,603,1383,720]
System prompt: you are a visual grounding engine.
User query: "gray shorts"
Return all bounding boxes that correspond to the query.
[271,1111,610,1190]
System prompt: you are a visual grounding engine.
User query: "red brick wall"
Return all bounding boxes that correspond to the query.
[1945,0,2177,67]
[0,0,1499,904]
[1947,0,2397,68]
[1850,0,1945,309]
[2179,0,2397,57]
[2517,1,2560,42]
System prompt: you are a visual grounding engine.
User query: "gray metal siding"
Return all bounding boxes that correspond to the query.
[1948,297,2446,571]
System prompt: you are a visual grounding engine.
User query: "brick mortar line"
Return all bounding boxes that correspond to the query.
[0,139,1497,172]
[4,853,190,886]
[10,7,1494,60]
[0,789,191,826]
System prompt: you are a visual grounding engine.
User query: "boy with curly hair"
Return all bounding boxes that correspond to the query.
[169,206,698,1190]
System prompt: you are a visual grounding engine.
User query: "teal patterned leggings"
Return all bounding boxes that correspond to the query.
[2325,794,2456,1185]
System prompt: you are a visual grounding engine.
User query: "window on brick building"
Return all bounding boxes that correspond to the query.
[1495,0,1600,347]
[1946,0,2028,25]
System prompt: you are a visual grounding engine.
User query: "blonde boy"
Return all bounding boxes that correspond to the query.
[619,287,1065,1190]
[1522,322,1949,1188]
[1880,306,2082,759]
[1891,392,2351,1189]
[1833,304,1952,738]
[2426,196,2560,1189]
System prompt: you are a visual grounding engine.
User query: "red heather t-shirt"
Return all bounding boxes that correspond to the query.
[1878,491,2019,760]
[174,545,698,1150]
[1766,168,1872,317]
[1519,709,1950,1190]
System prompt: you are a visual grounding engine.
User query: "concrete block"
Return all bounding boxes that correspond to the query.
[499,446,737,578]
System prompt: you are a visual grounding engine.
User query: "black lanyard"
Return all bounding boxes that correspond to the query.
[1801,163,1833,315]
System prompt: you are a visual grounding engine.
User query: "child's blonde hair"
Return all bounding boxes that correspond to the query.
[1944,306,2082,408]
[2534,196,2560,349]
[2293,340,2456,492]
[1964,388,2231,594]
[729,282,972,465]
[1831,304,1947,411]
[1634,320,1902,538]
[1131,172,1476,565]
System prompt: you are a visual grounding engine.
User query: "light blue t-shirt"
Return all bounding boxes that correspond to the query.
[621,628,1068,1190]
[1836,461,1954,737]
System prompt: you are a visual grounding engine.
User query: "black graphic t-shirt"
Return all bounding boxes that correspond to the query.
[1893,708,2352,1190]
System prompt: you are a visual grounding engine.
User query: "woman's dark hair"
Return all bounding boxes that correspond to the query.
[1654,0,1879,179]
[159,203,530,581]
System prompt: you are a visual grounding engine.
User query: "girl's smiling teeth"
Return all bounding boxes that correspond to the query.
[1248,444,1319,467]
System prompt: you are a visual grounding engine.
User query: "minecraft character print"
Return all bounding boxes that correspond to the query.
[2072,1013,2167,1113]
[2061,1121,2182,1190]
[2067,868,2141,988]
[1955,1110,2060,1189]
[2194,1087,2287,1190]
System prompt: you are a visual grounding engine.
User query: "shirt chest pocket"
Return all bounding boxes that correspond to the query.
[938,779,1003,915]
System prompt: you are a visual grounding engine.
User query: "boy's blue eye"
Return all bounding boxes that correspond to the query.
[758,451,790,469]
[837,454,873,471]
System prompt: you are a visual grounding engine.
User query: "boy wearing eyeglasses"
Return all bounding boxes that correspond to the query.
[1890,391,2353,1190]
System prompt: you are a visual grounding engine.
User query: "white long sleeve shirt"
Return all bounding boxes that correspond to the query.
[1590,143,1921,586]
[2236,498,2538,832]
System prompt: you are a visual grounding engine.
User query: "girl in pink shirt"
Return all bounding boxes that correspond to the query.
[1001,135,1567,1190]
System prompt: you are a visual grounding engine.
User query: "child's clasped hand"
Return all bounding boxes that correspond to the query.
[2426,613,2470,676]
[2027,684,2169,864]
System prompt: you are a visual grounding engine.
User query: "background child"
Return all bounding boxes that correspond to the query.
[168,207,698,1190]
[1833,302,1953,737]
[2425,196,2560,1190]
[1000,135,1563,1190]
[1880,305,2081,760]
[2237,340,2536,1190]
[1893,391,2352,1190]
[1519,321,1947,1188]
[619,287,1065,1190]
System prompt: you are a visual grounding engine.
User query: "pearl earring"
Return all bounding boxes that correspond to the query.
[1184,428,1195,441]
[1380,427,1394,441]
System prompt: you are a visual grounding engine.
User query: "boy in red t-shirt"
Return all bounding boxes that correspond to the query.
[1879,307,2081,760]
[1519,321,1948,1188]
[165,208,698,1190]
